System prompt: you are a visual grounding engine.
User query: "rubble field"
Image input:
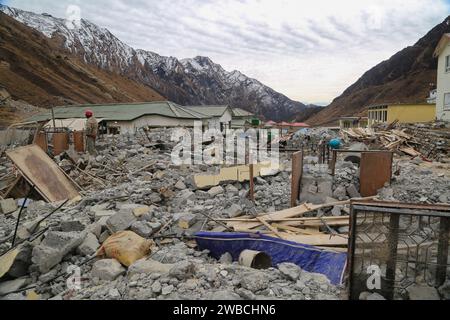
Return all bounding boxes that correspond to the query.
[0,125,449,300]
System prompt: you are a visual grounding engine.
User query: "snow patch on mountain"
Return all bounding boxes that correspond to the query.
[1,4,308,120]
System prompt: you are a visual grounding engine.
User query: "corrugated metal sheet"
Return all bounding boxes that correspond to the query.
[27,102,211,122]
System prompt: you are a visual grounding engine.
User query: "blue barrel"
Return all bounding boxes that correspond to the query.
[329,138,342,149]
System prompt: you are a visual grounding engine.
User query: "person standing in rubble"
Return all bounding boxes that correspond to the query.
[84,109,98,155]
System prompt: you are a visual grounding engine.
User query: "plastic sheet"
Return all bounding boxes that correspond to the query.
[195,231,347,285]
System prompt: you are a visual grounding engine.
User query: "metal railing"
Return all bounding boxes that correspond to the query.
[347,201,450,300]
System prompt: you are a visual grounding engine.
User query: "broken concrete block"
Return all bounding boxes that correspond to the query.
[86,221,103,239]
[130,221,154,238]
[151,281,162,294]
[98,230,110,244]
[93,210,116,221]
[317,181,333,198]
[210,290,242,300]
[0,198,17,214]
[77,233,100,256]
[127,258,173,276]
[161,284,174,295]
[208,186,224,197]
[177,213,197,229]
[240,271,269,292]
[7,244,33,278]
[0,277,29,296]
[60,220,86,232]
[346,184,361,198]
[407,284,441,300]
[278,263,302,281]
[331,205,343,216]
[32,231,85,273]
[132,205,150,217]
[91,259,126,281]
[219,252,233,264]
[168,260,196,280]
[225,203,243,218]
[333,185,347,200]
[106,211,136,233]
[225,184,239,195]
[174,180,187,190]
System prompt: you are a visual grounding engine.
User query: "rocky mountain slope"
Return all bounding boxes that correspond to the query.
[305,16,450,126]
[0,5,309,121]
[0,11,164,114]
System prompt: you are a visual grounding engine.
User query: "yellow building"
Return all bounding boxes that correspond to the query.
[367,103,436,127]
[339,117,368,129]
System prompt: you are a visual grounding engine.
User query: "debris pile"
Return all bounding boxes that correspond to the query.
[341,124,449,162]
[0,126,448,300]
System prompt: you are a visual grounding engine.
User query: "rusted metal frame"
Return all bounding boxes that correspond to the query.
[384,212,400,300]
[348,202,450,300]
[330,150,337,176]
[352,205,450,218]
[249,163,255,202]
[352,201,450,212]
[436,217,450,286]
[290,151,303,207]
[347,204,358,300]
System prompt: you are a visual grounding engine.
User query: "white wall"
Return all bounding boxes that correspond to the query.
[437,42,450,121]
[106,115,203,135]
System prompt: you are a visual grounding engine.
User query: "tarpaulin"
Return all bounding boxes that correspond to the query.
[194,231,347,285]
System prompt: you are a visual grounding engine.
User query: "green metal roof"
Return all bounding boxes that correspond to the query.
[231,108,254,117]
[26,101,211,122]
[185,105,230,117]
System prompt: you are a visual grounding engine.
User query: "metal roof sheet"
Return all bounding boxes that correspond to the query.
[27,101,211,122]
[185,105,230,117]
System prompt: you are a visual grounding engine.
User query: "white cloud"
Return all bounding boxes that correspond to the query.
[7,0,450,103]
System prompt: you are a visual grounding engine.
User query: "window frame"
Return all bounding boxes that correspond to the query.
[444,93,450,110]
[446,55,450,73]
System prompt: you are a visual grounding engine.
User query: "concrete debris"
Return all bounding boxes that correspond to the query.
[91,259,126,281]
[0,198,17,214]
[32,231,85,273]
[0,127,448,301]
[407,284,441,300]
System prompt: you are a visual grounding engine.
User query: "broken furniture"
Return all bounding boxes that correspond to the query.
[5,144,80,202]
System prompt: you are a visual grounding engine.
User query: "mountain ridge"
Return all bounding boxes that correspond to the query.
[303,15,450,125]
[0,5,310,121]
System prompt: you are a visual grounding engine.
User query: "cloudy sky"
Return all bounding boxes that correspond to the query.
[2,0,450,104]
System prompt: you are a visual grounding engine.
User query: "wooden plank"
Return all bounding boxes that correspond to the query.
[256,217,284,239]
[272,223,322,235]
[227,203,319,230]
[226,196,376,231]
[6,144,80,202]
[277,232,348,246]
[290,151,303,207]
[360,151,393,197]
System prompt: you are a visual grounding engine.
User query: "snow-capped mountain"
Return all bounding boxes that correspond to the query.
[1,5,307,120]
